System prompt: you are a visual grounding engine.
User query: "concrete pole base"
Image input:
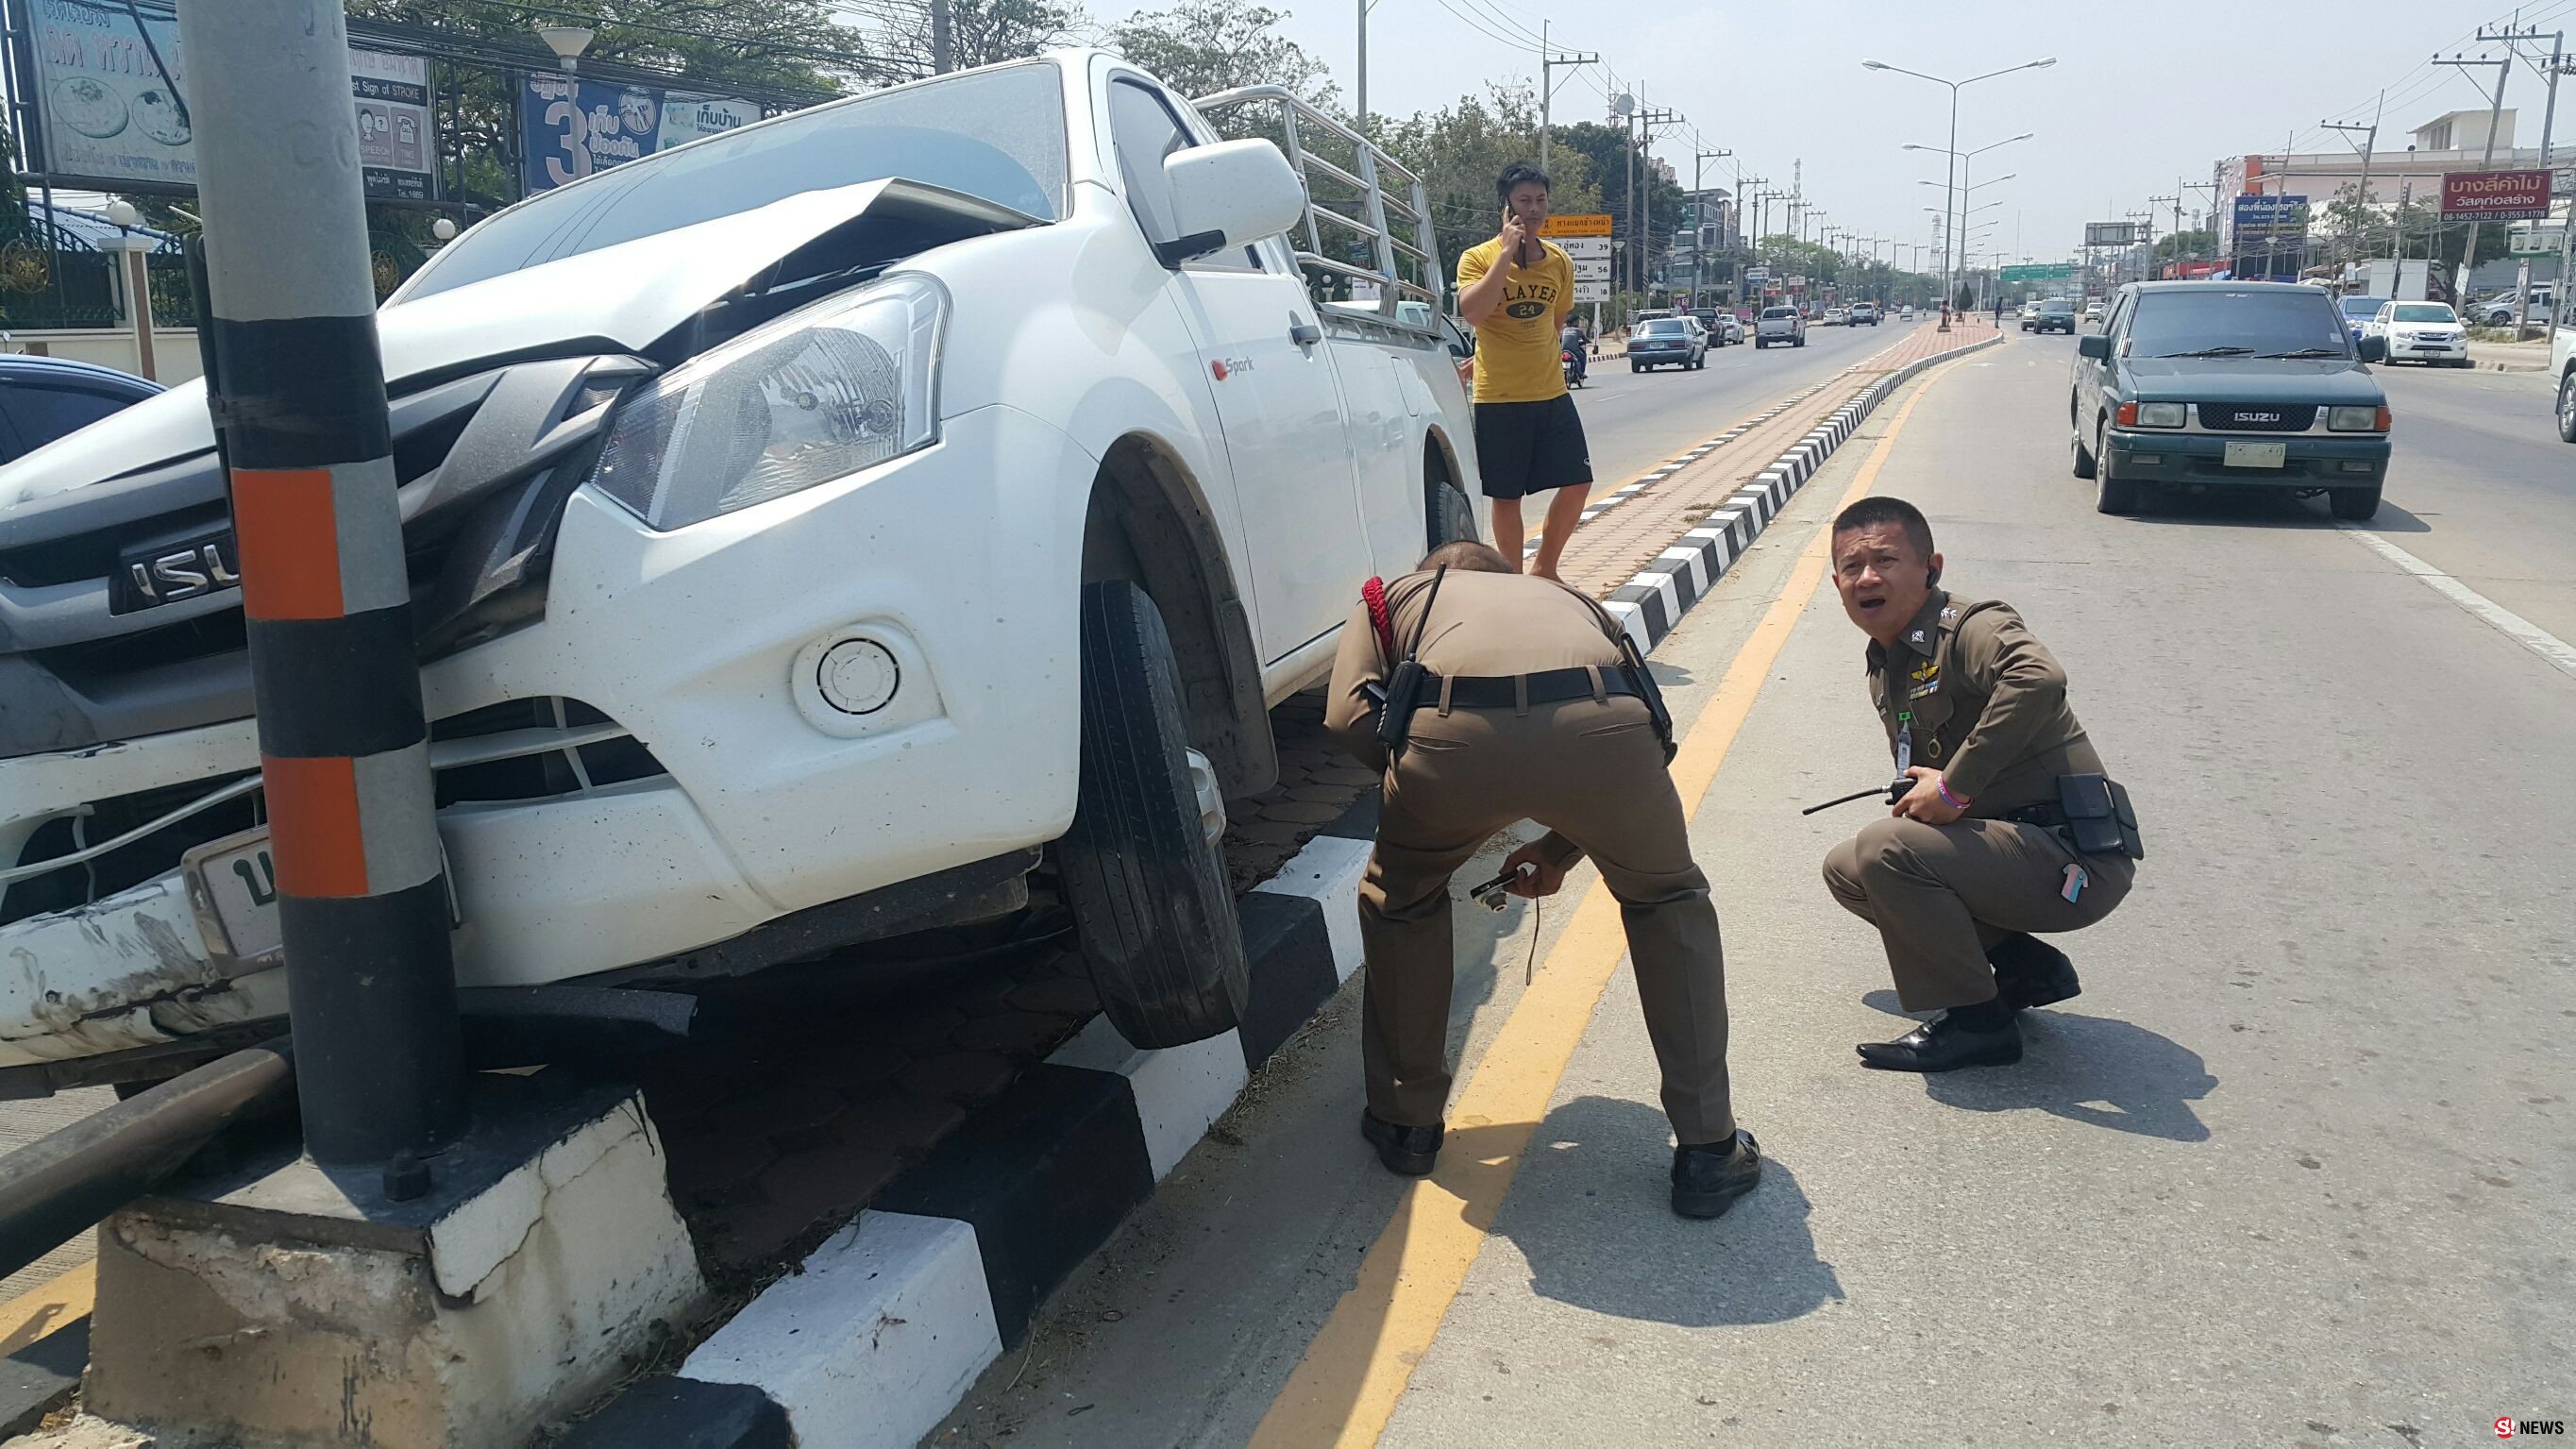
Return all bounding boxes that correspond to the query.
[62,1077,704,1449]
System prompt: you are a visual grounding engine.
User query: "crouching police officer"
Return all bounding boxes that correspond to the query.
[1322,540,1759,1220]
[1820,497,2143,1072]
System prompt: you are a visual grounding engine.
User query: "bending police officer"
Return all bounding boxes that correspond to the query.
[1323,542,1759,1220]
[1818,497,2144,1070]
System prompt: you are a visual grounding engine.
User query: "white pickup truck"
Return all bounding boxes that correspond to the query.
[0,51,1483,1092]
[1755,304,1807,348]
[2553,297,2576,444]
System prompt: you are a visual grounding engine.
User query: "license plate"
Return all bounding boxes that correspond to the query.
[181,827,461,970]
[2223,441,2287,469]
[184,828,283,969]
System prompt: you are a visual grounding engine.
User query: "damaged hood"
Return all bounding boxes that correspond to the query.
[0,177,1036,512]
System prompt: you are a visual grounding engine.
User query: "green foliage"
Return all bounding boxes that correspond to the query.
[1377,86,1601,275]
[2151,228,2215,263]
[1109,0,1335,107]
[861,0,1092,72]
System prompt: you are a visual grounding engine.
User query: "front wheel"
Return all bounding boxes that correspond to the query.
[2094,428,2137,514]
[2330,484,2382,521]
[2558,370,2576,443]
[1058,581,1250,1048]
[2069,411,2097,479]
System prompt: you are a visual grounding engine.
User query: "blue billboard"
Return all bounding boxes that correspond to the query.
[519,76,760,193]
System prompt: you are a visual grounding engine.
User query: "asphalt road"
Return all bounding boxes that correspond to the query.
[931,334,2575,1447]
[1574,317,1917,487]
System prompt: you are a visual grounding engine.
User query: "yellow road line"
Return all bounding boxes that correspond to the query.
[1249,355,1964,1449]
[0,1259,95,1359]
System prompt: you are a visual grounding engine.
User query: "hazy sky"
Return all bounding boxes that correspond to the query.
[1267,0,2565,263]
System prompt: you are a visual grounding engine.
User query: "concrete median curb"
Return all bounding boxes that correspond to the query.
[571,329,2005,1449]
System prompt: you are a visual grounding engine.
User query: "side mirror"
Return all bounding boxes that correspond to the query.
[2357,335,2386,363]
[2077,334,2112,362]
[1157,139,1305,267]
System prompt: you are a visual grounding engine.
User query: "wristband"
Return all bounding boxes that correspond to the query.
[1935,778,1970,811]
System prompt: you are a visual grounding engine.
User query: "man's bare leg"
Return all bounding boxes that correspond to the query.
[1528,483,1591,581]
[1489,496,1526,573]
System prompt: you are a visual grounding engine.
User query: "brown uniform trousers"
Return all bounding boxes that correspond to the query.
[1821,590,2135,1011]
[1324,570,1734,1146]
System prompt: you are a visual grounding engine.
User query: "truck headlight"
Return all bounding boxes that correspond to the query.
[590,273,947,531]
[2326,405,2389,432]
[2133,401,2186,429]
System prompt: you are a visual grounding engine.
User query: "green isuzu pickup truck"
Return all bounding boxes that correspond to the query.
[2069,281,2392,520]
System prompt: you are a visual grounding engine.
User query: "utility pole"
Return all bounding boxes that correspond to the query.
[1355,0,1368,134]
[1638,104,1680,298]
[2322,93,2382,275]
[2436,46,2514,301]
[2483,23,2567,334]
[932,0,953,73]
[1536,21,1597,178]
[2146,194,2176,279]
[178,0,464,1177]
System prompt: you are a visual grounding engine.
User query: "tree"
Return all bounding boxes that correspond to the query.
[1378,85,1601,278]
[1110,0,1334,107]
[1546,120,1683,295]
[2151,228,2216,264]
[846,0,1094,72]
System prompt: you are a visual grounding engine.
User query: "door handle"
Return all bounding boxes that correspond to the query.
[1288,316,1323,347]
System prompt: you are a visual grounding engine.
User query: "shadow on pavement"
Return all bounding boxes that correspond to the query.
[1918,1010,2217,1142]
[1487,1095,1845,1328]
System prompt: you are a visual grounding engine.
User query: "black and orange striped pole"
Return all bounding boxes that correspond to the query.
[177,0,464,1174]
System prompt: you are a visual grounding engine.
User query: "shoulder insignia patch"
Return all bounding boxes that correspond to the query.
[1940,605,1959,621]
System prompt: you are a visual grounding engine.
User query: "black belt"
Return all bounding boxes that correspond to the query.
[1423,667,1641,709]
[2001,803,2069,829]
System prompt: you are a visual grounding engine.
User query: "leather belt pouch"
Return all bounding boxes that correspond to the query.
[2057,772,2144,860]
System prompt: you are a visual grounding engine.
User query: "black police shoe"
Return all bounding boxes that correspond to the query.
[1360,1111,1443,1177]
[1671,1129,1762,1220]
[1989,933,2081,1011]
[1857,1012,2024,1072]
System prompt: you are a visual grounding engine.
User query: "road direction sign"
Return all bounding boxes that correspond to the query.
[1573,280,1609,303]
[1555,236,1611,261]
[2085,220,2143,247]
[1541,213,1613,238]
[2002,263,2076,282]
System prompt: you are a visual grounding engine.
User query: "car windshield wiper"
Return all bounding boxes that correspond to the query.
[2153,346,2256,358]
[2258,347,2347,359]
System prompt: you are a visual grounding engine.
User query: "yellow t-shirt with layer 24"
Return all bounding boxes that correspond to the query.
[1456,236,1574,404]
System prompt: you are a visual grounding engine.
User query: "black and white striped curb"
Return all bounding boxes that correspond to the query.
[1599,331,2003,651]
[570,332,2001,1449]
[1522,376,1847,561]
[569,823,1375,1449]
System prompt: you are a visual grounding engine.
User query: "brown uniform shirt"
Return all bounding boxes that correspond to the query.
[1866,590,2106,815]
[1324,568,1630,863]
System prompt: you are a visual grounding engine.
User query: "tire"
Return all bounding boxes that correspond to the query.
[2069,409,2097,479]
[2330,484,2382,521]
[1426,473,1476,549]
[2093,427,2137,514]
[1632,362,1644,372]
[2559,370,2576,443]
[1793,335,1806,347]
[1058,581,1249,1048]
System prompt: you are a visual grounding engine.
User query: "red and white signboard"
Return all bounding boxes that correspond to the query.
[2440,169,2552,220]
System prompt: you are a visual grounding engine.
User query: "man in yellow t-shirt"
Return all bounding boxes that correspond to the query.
[1456,163,1591,581]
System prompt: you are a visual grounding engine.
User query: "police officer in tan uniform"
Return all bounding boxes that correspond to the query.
[1323,541,1759,1220]
[1819,497,2140,1071]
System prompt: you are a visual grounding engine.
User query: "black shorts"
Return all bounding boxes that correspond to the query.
[1473,395,1593,500]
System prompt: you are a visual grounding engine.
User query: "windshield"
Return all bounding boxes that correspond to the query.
[2340,296,2387,319]
[2040,300,2073,313]
[2130,291,2352,359]
[407,65,1068,301]
[1640,320,1687,336]
[2393,304,2455,323]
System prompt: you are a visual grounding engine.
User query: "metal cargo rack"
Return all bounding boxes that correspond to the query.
[1190,84,1445,330]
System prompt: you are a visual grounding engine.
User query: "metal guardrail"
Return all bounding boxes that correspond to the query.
[1190,84,1444,329]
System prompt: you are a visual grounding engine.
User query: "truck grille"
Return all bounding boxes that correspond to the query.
[2,697,667,926]
[2197,403,2315,432]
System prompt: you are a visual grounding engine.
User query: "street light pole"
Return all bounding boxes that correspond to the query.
[1865,56,2055,317]
[1536,21,1597,178]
